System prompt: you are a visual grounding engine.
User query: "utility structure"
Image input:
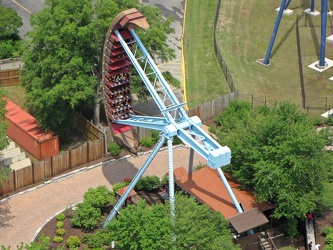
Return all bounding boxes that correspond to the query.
[101,9,244,228]
[260,0,328,68]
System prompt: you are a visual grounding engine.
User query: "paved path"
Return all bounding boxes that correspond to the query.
[0,146,205,247]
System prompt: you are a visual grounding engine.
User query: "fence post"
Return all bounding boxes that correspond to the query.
[13,169,16,191]
[69,149,72,170]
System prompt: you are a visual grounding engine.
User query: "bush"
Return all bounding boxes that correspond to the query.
[135,176,160,191]
[56,213,66,221]
[56,221,64,229]
[66,236,81,248]
[327,233,333,245]
[324,244,333,250]
[322,227,333,236]
[112,182,128,193]
[82,230,113,248]
[285,217,298,238]
[140,137,155,147]
[71,202,103,230]
[194,162,206,171]
[56,228,66,236]
[83,186,113,209]
[327,116,333,126]
[108,142,121,157]
[160,175,169,186]
[53,236,63,243]
[151,130,160,144]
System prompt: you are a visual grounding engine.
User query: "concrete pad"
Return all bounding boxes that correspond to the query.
[0,147,21,160]
[327,35,333,44]
[256,59,270,67]
[10,158,32,171]
[321,108,333,118]
[275,7,293,16]
[308,58,333,72]
[304,8,320,16]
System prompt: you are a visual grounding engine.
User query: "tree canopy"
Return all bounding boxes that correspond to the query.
[106,193,240,250]
[213,101,332,229]
[0,3,23,59]
[21,0,175,138]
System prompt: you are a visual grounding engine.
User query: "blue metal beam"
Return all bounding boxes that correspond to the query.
[263,0,287,65]
[319,0,328,67]
[103,136,166,227]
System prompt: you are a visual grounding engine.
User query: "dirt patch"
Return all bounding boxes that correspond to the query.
[315,208,333,248]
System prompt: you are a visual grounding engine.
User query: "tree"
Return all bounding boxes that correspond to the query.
[20,0,175,138]
[0,3,23,59]
[0,88,10,187]
[106,194,240,250]
[214,100,332,236]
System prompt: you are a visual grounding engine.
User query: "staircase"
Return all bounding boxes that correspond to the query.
[0,141,32,171]
[258,231,277,250]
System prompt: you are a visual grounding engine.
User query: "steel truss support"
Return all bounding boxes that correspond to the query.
[319,0,328,67]
[103,136,166,228]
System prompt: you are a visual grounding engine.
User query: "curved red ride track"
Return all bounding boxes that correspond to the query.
[102,9,149,151]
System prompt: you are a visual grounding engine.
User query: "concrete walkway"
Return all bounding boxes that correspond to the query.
[0,145,205,247]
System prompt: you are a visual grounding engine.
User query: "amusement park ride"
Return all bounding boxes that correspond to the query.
[101,9,244,228]
[260,0,331,69]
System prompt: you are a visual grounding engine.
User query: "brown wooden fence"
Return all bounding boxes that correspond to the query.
[0,138,104,197]
[0,68,20,86]
[76,112,100,140]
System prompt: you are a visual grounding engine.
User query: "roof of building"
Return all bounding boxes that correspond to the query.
[228,207,269,233]
[116,186,138,197]
[5,99,56,142]
[173,166,274,219]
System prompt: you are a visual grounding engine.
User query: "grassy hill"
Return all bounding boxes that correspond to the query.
[183,0,333,115]
[216,0,333,116]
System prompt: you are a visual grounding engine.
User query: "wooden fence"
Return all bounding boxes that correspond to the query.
[0,68,20,86]
[76,112,101,140]
[0,138,104,197]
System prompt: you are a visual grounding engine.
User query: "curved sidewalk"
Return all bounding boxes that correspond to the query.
[0,146,205,247]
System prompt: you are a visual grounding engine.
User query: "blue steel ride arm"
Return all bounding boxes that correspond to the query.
[114,29,231,169]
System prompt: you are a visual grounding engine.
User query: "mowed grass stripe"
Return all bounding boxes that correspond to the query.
[184,0,229,108]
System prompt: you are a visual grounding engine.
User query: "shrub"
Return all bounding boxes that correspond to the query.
[66,236,81,248]
[82,230,113,248]
[71,202,103,230]
[56,228,66,236]
[56,213,66,221]
[285,217,298,238]
[322,227,333,236]
[173,136,183,145]
[135,176,160,191]
[327,116,333,126]
[84,186,114,209]
[108,142,121,157]
[160,174,169,186]
[56,221,64,229]
[328,233,333,245]
[324,244,333,250]
[194,162,206,171]
[53,236,63,243]
[151,130,160,144]
[112,182,128,193]
[140,137,154,147]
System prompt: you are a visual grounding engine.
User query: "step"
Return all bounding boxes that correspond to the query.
[1,141,16,152]
[10,158,31,171]
[3,152,26,167]
[0,147,21,160]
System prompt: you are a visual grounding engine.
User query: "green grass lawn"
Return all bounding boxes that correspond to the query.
[216,0,333,115]
[184,0,230,108]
